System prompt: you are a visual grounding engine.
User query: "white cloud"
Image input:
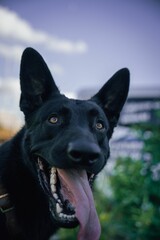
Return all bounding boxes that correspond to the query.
[0,7,47,44]
[0,77,19,89]
[0,43,23,61]
[0,43,65,77]
[47,38,88,54]
[0,6,88,54]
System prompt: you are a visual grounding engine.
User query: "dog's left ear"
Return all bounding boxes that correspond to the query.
[91,68,130,136]
[20,47,60,116]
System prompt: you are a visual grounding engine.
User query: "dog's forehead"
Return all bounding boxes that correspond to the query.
[55,97,103,114]
[41,95,104,116]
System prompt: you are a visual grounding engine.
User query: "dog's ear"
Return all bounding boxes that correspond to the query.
[20,47,60,116]
[91,68,130,137]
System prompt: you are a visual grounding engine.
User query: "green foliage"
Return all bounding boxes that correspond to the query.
[98,158,160,240]
[58,227,78,239]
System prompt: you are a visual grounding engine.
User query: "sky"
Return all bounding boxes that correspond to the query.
[0,0,160,127]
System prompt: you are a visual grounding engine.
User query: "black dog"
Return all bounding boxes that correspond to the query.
[0,48,129,240]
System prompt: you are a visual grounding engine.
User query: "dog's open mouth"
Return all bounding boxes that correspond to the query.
[36,157,101,240]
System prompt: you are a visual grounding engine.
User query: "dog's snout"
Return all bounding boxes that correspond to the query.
[67,141,101,166]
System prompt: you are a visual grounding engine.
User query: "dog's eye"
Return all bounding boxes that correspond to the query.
[48,115,59,124]
[95,121,104,130]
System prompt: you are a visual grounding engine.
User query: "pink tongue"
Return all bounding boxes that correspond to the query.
[57,169,101,240]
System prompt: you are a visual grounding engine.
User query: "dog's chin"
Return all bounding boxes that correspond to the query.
[35,156,96,228]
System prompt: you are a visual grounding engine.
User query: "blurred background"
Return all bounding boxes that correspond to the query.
[0,0,160,239]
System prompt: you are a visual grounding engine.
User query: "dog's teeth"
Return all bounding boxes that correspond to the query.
[50,178,55,185]
[62,214,68,219]
[67,215,73,219]
[59,213,64,218]
[56,203,62,214]
[50,167,75,221]
[53,193,58,199]
[51,167,56,174]
[58,212,76,220]
[89,174,95,181]
[50,174,56,185]
[51,184,56,193]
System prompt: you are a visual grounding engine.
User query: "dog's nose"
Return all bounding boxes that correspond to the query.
[67,141,101,166]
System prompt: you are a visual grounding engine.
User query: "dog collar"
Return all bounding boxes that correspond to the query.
[0,185,14,213]
[0,184,22,236]
[0,193,14,213]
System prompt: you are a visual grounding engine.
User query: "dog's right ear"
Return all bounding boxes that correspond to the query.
[91,68,130,138]
[20,47,60,116]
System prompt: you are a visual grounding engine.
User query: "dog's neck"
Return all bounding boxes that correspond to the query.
[0,183,21,236]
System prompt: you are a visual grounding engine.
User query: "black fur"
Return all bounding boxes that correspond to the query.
[0,48,129,240]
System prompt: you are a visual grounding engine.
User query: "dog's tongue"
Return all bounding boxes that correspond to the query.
[57,169,101,240]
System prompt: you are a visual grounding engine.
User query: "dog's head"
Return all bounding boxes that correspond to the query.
[20,48,129,239]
